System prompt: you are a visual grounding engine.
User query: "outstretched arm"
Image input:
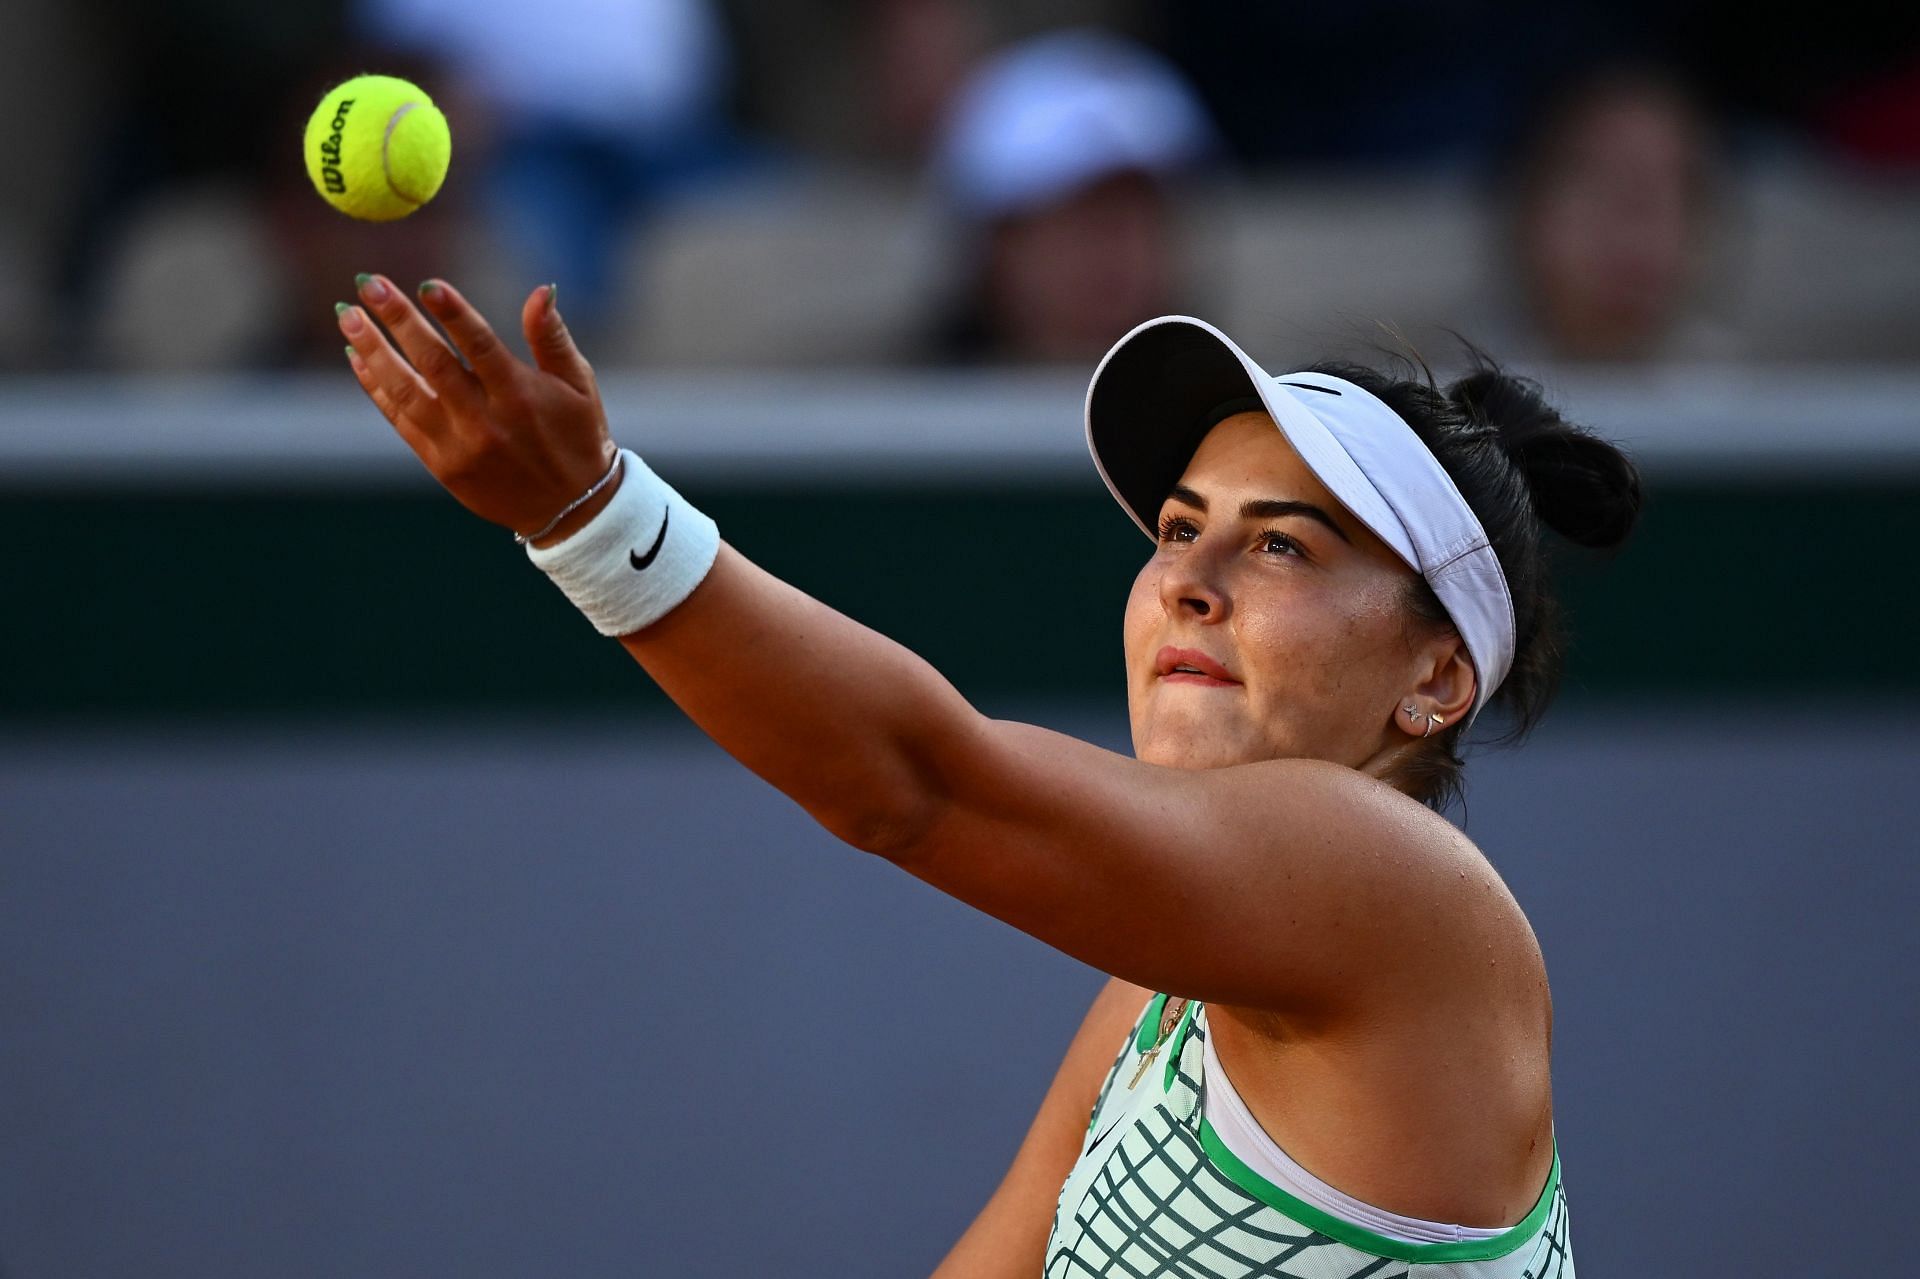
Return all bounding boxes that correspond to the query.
[339,276,1523,1016]
[621,545,1478,1015]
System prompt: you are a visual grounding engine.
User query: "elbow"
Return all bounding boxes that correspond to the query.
[819,791,943,864]
[813,709,986,864]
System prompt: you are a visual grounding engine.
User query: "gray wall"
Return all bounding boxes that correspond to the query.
[3,702,1915,1277]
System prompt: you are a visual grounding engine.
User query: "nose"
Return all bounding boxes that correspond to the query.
[1157,538,1231,624]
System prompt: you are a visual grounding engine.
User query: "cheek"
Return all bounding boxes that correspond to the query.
[1236,574,1410,703]
[1122,561,1161,659]
[1121,564,1164,750]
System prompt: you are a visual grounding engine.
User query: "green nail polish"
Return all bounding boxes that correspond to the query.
[547,283,559,310]
[344,345,356,360]
[335,301,349,316]
[418,279,441,297]
[354,273,372,289]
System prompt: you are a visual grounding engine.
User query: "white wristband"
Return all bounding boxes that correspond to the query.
[525,448,720,637]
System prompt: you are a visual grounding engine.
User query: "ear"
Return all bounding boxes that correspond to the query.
[1397,634,1477,739]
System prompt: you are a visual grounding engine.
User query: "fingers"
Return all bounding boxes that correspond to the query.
[340,303,443,441]
[344,343,433,453]
[415,278,523,395]
[521,284,596,396]
[353,273,482,410]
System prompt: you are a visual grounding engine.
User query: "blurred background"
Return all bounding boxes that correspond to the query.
[3,1,1917,1275]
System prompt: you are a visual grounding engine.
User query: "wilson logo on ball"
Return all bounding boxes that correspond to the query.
[317,98,355,195]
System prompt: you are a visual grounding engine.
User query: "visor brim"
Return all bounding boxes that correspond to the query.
[1085,317,1266,537]
[1085,317,1419,570]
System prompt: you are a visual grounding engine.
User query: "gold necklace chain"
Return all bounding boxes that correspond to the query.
[1127,996,1190,1090]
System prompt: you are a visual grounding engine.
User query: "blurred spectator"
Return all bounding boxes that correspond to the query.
[1484,65,1733,365]
[1675,0,1920,168]
[1144,0,1643,170]
[928,30,1218,364]
[53,0,344,367]
[720,0,1148,162]
[358,0,766,341]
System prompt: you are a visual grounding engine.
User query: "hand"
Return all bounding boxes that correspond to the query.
[339,276,618,543]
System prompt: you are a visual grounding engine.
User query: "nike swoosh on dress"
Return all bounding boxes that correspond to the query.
[1086,1114,1124,1157]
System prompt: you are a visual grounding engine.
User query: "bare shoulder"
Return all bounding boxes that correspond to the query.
[1242,758,1548,1003]
[1203,768,1556,1221]
[907,715,1543,1025]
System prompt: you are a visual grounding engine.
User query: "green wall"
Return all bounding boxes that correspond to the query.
[6,478,1913,719]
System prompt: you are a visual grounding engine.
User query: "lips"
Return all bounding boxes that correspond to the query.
[1154,646,1240,686]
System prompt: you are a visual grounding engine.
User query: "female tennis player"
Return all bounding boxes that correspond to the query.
[338,274,1637,1277]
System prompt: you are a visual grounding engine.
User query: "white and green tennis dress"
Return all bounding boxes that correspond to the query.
[1044,994,1571,1278]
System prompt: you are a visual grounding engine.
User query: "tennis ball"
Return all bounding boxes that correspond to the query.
[304,74,451,222]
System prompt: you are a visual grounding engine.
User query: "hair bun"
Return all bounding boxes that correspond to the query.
[1445,368,1642,551]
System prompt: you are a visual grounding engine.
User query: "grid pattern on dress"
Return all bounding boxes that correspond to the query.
[1045,1094,1408,1279]
[1042,1000,1574,1279]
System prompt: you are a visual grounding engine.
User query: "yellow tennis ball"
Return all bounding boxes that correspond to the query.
[304,74,451,222]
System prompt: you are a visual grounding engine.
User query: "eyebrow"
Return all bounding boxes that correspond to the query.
[1165,484,1354,544]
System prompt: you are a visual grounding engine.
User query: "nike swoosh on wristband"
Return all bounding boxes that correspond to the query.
[629,508,671,570]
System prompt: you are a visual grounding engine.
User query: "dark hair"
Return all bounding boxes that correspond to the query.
[1306,357,1643,811]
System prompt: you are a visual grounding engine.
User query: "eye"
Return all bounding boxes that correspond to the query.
[1157,513,1199,544]
[1258,530,1304,557]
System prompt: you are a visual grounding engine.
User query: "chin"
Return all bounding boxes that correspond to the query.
[1133,725,1264,771]
[1143,741,1256,771]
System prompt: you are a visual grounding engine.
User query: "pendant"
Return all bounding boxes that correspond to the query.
[1126,997,1188,1090]
[1126,1044,1160,1090]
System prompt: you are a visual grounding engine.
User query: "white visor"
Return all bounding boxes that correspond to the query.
[1085,315,1515,723]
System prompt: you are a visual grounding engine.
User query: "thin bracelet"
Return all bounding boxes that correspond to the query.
[512,452,624,546]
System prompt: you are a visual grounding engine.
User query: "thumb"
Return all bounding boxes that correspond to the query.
[522,284,595,395]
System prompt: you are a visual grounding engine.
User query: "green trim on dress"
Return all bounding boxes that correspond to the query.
[1197,1118,1561,1264]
